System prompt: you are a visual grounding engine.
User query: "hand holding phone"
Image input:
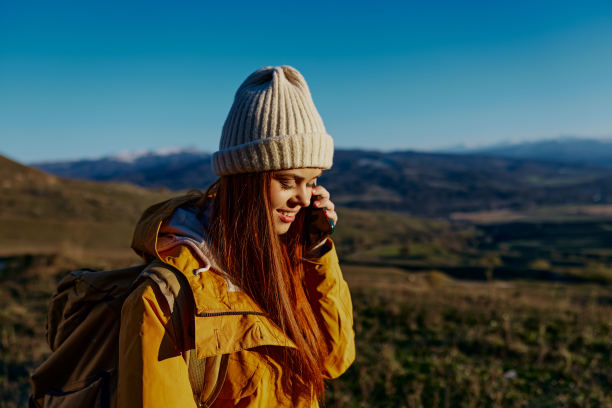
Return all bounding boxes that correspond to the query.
[304,182,335,251]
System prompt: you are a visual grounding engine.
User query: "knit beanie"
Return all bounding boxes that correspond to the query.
[212,66,334,176]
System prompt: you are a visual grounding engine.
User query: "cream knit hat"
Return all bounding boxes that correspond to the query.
[212,66,334,176]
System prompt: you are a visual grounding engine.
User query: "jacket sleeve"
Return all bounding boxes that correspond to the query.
[118,282,197,408]
[303,239,356,379]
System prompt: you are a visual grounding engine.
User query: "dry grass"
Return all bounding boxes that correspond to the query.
[329,266,612,407]
[1,250,611,407]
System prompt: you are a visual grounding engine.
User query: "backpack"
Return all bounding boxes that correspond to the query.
[29,260,228,408]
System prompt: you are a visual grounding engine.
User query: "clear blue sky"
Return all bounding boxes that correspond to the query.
[2,0,612,162]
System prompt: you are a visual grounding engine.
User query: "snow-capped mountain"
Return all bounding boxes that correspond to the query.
[32,147,215,190]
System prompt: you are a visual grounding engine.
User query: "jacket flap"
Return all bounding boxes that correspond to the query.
[194,313,296,359]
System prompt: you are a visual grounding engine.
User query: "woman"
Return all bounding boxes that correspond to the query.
[118,66,355,407]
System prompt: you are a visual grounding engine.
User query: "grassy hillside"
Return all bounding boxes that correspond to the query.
[2,257,610,407]
[2,154,468,265]
[1,155,611,407]
[0,155,173,262]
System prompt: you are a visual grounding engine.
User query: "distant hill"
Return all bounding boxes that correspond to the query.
[30,148,612,217]
[33,148,215,190]
[450,137,612,165]
[323,149,612,216]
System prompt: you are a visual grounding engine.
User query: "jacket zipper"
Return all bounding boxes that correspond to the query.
[197,311,267,317]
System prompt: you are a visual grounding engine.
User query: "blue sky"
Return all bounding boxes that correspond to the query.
[1,0,612,162]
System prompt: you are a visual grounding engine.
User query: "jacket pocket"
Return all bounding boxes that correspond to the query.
[42,371,112,408]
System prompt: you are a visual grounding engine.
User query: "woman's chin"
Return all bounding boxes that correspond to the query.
[274,221,293,235]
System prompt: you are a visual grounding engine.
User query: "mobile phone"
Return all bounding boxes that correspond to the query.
[303,182,335,251]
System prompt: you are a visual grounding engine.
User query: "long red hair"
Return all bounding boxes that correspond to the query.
[201,172,328,400]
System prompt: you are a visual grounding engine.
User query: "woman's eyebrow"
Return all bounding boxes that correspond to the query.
[274,171,322,181]
[274,174,294,180]
[295,171,323,181]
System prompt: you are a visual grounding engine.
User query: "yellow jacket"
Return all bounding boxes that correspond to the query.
[118,195,355,407]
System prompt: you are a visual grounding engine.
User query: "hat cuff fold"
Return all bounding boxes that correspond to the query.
[212,132,334,176]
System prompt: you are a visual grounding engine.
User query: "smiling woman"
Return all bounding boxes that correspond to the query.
[116,66,355,408]
[270,169,320,232]
[270,168,337,236]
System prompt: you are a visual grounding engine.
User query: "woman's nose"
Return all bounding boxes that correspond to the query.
[295,185,311,207]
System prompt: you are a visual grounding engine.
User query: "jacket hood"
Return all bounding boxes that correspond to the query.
[132,192,218,271]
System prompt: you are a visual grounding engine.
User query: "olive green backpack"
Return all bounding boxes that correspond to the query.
[29,260,228,408]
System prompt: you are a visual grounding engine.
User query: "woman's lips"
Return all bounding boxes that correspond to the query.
[277,210,297,223]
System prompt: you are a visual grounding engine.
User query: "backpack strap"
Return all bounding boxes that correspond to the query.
[138,260,183,313]
[138,260,228,407]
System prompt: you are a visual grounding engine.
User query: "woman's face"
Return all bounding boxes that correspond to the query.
[269,168,322,235]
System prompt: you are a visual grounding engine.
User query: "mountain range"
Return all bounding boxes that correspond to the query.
[442,136,612,165]
[33,148,216,190]
[26,138,612,217]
